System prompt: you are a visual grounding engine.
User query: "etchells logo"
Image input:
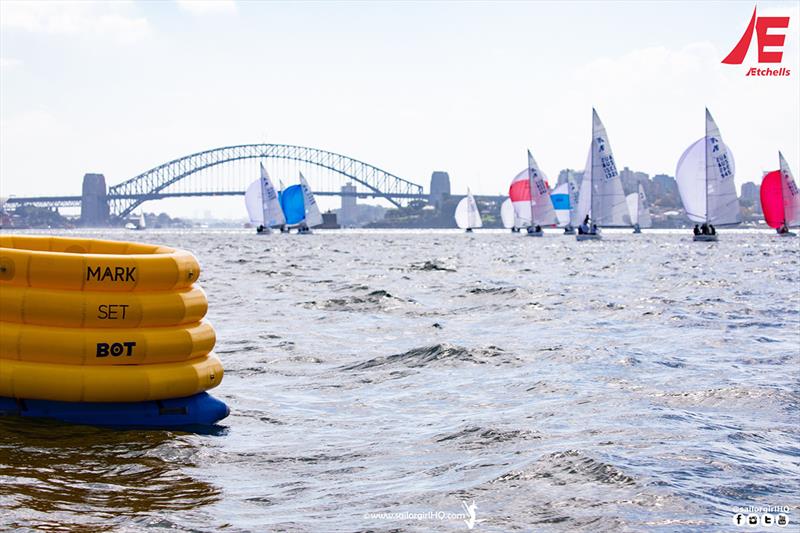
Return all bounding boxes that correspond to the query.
[722,6,791,76]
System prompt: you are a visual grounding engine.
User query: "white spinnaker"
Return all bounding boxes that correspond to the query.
[676,138,707,223]
[626,193,639,226]
[779,151,800,226]
[245,164,286,226]
[500,198,516,228]
[590,109,629,226]
[527,151,558,226]
[552,182,571,227]
[455,190,482,229]
[299,172,323,227]
[704,110,740,225]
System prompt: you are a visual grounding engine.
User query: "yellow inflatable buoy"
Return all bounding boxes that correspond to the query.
[0,235,223,403]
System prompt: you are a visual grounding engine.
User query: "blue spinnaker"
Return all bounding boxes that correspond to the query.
[551,193,570,210]
[280,184,306,225]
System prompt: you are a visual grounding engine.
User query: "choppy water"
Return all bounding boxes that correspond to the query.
[1,229,798,532]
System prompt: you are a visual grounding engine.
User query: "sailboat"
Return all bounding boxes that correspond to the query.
[125,212,145,230]
[551,181,575,234]
[500,198,521,233]
[509,150,558,237]
[626,183,652,233]
[760,152,800,237]
[455,189,482,232]
[279,172,323,234]
[574,109,630,241]
[244,163,286,234]
[676,109,741,242]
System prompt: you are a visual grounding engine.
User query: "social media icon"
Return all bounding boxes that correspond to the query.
[763,514,774,526]
[748,514,759,527]
[776,513,789,527]
[734,513,745,526]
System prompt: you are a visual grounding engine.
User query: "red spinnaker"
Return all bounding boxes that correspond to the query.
[760,170,784,228]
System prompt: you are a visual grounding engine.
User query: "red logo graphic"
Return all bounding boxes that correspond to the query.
[722,6,791,76]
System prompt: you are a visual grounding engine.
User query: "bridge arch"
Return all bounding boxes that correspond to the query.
[108,144,423,218]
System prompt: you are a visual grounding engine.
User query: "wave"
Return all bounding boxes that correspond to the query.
[343,343,509,370]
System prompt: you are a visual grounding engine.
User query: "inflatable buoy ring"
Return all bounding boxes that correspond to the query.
[0,353,224,402]
[0,320,215,365]
[0,285,208,328]
[0,235,200,291]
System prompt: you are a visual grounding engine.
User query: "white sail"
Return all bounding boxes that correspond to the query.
[626,183,652,228]
[551,182,572,227]
[704,109,740,225]
[625,193,639,226]
[245,164,286,227]
[526,150,558,226]
[138,212,146,229]
[455,189,482,229]
[574,144,593,226]
[500,198,516,228]
[589,109,630,226]
[298,172,323,227]
[676,109,740,225]
[779,152,800,227]
[676,138,707,223]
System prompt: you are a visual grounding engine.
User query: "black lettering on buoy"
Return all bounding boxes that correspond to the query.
[96,341,136,357]
[87,266,102,281]
[87,266,136,283]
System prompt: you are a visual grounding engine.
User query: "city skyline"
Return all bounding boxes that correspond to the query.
[1,1,798,218]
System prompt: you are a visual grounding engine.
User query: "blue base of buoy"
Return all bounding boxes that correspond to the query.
[0,392,229,428]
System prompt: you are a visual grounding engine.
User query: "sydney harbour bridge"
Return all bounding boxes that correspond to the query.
[4,144,447,224]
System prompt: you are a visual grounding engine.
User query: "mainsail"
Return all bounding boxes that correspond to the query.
[455,189,482,229]
[676,109,741,225]
[779,152,800,226]
[625,183,652,228]
[245,163,286,227]
[508,151,558,226]
[299,172,323,227]
[574,109,630,226]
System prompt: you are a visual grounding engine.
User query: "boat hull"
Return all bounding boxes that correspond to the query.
[526,231,543,237]
[693,234,718,242]
[0,392,229,427]
[576,234,602,241]
[778,231,797,237]
[563,228,576,235]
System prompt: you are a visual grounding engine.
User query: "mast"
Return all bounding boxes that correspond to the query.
[590,109,595,222]
[704,108,709,223]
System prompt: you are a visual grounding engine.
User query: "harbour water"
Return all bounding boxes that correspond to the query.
[1,229,798,531]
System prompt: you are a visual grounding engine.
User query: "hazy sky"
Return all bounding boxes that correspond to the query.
[1,0,798,217]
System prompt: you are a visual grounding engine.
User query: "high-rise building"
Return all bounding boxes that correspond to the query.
[340,182,357,225]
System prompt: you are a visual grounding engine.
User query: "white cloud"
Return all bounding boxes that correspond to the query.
[0,1,150,44]
[176,0,237,16]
